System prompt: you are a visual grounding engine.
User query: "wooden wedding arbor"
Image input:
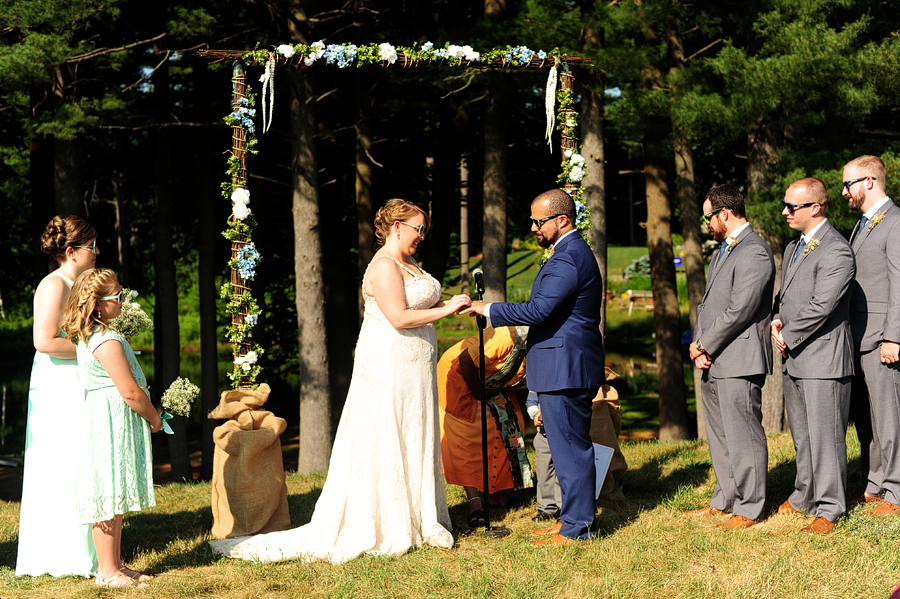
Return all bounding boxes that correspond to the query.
[197,44,592,389]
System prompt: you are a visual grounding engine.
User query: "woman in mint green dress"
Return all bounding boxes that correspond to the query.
[61,268,162,590]
[16,216,98,578]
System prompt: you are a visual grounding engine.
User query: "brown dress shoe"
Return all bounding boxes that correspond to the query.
[865,499,900,516]
[800,517,836,534]
[850,492,883,505]
[685,505,729,517]
[777,500,800,515]
[531,532,582,547]
[531,522,562,537]
[716,515,761,530]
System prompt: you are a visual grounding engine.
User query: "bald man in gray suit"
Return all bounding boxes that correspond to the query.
[687,184,775,530]
[772,177,856,534]
[843,155,900,516]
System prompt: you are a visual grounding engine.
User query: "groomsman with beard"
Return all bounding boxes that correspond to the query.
[687,184,775,529]
[842,155,900,516]
[772,177,856,534]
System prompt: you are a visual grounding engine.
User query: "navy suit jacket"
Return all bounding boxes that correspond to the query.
[489,232,605,393]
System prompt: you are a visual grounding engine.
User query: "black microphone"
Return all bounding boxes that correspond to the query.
[472,268,485,296]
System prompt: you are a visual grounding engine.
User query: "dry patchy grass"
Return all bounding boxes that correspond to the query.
[2,431,900,598]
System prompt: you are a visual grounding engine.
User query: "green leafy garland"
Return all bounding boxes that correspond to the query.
[222,85,264,388]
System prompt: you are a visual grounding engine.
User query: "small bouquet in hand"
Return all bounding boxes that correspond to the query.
[108,289,153,340]
[159,377,200,434]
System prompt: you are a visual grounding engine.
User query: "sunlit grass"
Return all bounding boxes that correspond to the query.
[2,430,898,598]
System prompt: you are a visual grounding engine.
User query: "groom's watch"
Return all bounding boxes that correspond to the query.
[695,339,705,354]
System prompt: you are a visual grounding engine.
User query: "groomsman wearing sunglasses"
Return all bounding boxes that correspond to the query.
[686,184,775,529]
[842,155,900,516]
[772,177,856,534]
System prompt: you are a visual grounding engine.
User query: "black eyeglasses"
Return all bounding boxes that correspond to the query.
[398,221,426,238]
[701,207,724,226]
[843,176,875,192]
[781,200,819,215]
[99,289,125,304]
[530,214,562,228]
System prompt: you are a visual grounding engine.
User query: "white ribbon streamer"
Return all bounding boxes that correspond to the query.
[544,59,558,152]
[259,55,276,133]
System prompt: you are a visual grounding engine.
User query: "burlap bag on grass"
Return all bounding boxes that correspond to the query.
[591,368,628,501]
[209,383,291,539]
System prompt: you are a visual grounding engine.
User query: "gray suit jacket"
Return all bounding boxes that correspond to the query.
[695,225,775,379]
[849,200,900,352]
[773,220,856,379]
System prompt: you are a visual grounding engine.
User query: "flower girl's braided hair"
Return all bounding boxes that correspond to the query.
[60,268,119,344]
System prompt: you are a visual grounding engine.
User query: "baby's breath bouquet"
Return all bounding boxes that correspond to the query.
[159,377,200,434]
[108,289,153,340]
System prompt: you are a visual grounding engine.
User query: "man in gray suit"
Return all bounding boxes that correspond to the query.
[842,155,900,516]
[772,177,856,534]
[687,184,775,529]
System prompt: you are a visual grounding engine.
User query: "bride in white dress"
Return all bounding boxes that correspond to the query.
[210,199,471,564]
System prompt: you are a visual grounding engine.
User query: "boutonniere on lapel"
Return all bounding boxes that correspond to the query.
[868,211,887,231]
[802,237,820,256]
[725,237,741,255]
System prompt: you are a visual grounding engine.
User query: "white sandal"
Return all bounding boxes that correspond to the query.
[95,572,149,589]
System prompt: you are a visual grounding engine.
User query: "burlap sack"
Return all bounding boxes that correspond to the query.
[591,368,628,502]
[209,383,291,539]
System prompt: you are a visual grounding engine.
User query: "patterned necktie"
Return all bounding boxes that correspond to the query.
[793,238,808,265]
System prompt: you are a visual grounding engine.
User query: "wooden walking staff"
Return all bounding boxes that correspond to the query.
[229,62,253,388]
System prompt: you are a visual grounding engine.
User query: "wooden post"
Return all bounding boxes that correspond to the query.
[230,62,252,388]
[558,66,578,192]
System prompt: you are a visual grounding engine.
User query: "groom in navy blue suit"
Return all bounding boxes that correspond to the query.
[463,188,605,544]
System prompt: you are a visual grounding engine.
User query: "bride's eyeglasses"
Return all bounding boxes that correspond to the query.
[99,289,125,304]
[398,221,426,238]
[76,240,99,254]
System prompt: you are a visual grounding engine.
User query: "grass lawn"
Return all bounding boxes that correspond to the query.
[2,429,897,598]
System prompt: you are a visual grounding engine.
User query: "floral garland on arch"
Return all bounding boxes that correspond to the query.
[220,85,264,388]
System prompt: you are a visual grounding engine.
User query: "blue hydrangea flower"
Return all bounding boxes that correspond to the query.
[537,50,547,60]
[324,44,358,68]
[422,41,434,51]
[434,48,451,59]
[236,243,261,281]
[245,314,258,326]
[575,200,588,225]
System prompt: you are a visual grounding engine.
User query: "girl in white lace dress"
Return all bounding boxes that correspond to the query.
[60,269,163,589]
[210,199,471,564]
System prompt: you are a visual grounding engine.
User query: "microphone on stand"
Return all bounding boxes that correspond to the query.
[472,268,485,296]
[472,268,486,330]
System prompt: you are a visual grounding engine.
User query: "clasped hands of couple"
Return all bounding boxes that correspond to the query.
[445,296,489,317]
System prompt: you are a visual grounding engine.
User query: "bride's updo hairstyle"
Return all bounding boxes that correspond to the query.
[374,199,431,245]
[60,268,119,344]
[40,215,97,261]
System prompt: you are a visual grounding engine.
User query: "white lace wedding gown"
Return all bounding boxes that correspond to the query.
[209,256,454,563]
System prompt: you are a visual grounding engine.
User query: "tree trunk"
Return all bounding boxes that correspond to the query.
[30,125,55,283]
[645,133,690,442]
[288,65,332,473]
[421,123,455,285]
[673,133,706,439]
[197,122,220,481]
[53,137,85,217]
[482,87,507,303]
[747,117,786,433]
[580,76,607,337]
[355,70,375,323]
[152,50,190,482]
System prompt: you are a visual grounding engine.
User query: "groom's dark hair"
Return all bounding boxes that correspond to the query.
[534,188,575,223]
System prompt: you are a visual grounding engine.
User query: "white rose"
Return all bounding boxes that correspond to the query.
[241,361,251,371]
[234,356,245,366]
[570,153,586,166]
[378,43,398,64]
[448,45,465,59]
[233,203,251,221]
[246,351,259,364]
[564,149,573,158]
[569,165,585,183]
[277,45,295,58]
[231,188,250,205]
[461,45,479,61]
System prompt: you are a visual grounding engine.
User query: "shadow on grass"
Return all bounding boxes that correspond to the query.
[119,486,326,574]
